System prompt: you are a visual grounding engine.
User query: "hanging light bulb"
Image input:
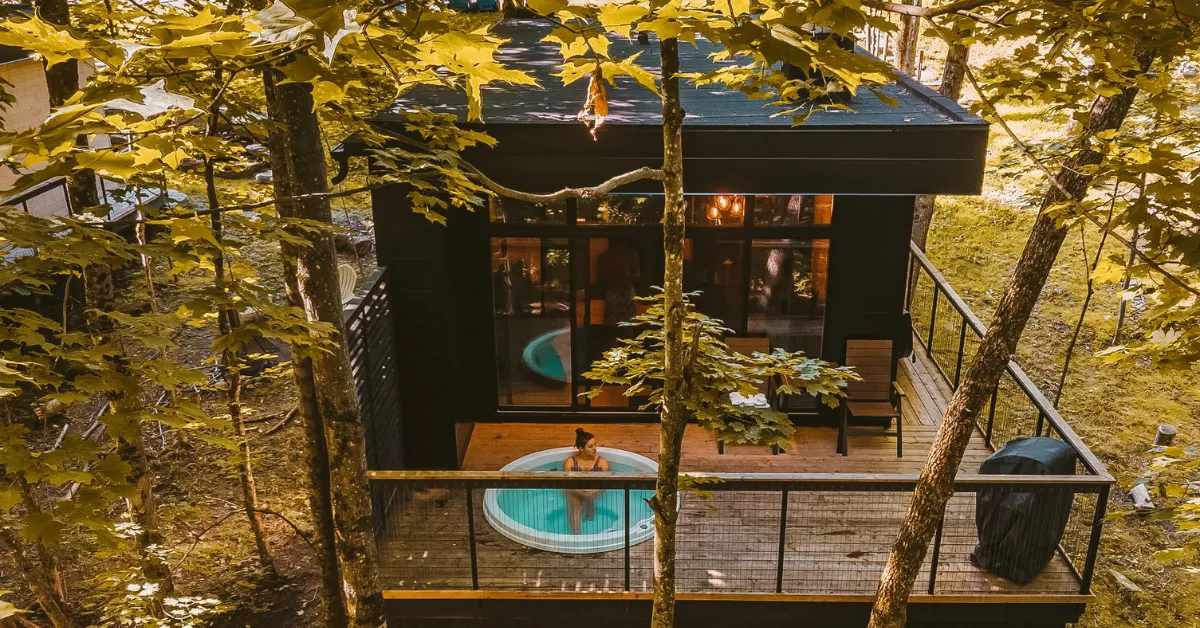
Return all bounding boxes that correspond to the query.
[718,195,730,209]
[707,204,721,220]
[731,199,743,217]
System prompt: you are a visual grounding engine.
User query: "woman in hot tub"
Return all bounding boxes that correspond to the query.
[563,428,610,534]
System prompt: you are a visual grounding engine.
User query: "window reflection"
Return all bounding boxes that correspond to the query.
[747,239,829,356]
[493,237,571,406]
[489,196,567,224]
[753,195,834,226]
[577,195,662,224]
[684,238,744,328]
[576,237,652,408]
[688,195,745,226]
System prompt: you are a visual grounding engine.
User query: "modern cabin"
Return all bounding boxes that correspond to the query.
[339,20,1113,628]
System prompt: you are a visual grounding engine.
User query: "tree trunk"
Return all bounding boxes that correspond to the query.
[939,38,970,103]
[868,54,1154,628]
[262,68,383,628]
[910,35,971,252]
[35,0,100,214]
[648,37,687,628]
[892,2,919,74]
[0,529,75,628]
[205,154,278,577]
[261,68,346,627]
[1111,226,1138,346]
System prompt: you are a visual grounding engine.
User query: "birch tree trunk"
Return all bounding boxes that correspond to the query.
[648,37,687,628]
[868,53,1155,628]
[261,68,347,626]
[262,68,384,628]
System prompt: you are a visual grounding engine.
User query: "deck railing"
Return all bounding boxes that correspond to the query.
[370,470,1107,597]
[906,243,1108,478]
[344,267,405,473]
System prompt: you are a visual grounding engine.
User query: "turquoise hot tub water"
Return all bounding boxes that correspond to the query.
[521,328,570,384]
[483,447,660,554]
[494,460,655,536]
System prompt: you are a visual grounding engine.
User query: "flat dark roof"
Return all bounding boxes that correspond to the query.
[380,19,986,129]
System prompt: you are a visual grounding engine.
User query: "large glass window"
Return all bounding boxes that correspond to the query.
[487,195,835,413]
[754,194,834,226]
[574,237,654,408]
[684,238,745,328]
[492,237,571,406]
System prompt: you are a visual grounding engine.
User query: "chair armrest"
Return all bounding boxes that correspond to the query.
[892,381,906,398]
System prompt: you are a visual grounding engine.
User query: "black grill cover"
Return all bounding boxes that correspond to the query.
[970,437,1076,585]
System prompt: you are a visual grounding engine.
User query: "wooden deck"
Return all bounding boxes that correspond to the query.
[379,350,1082,597]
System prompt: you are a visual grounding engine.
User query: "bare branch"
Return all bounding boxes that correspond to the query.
[865,0,1003,18]
[462,162,666,204]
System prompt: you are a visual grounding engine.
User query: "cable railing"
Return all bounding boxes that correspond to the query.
[370,470,1108,598]
[906,243,1109,478]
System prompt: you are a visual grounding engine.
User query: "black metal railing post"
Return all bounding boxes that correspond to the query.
[926,287,940,357]
[624,487,631,592]
[953,318,968,389]
[1035,410,1045,438]
[985,386,998,448]
[1081,485,1109,594]
[776,489,789,593]
[927,514,944,594]
[905,252,916,311]
[465,486,479,590]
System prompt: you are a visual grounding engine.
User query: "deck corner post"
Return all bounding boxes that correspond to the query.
[1081,484,1109,594]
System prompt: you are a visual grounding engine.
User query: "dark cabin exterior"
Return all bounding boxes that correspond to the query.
[348,19,1111,628]
[370,21,988,470]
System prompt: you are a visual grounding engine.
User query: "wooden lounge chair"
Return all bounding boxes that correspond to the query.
[838,339,904,457]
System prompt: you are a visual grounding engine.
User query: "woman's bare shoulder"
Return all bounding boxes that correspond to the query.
[597,457,611,471]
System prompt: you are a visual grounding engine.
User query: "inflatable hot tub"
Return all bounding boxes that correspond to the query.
[482,447,657,554]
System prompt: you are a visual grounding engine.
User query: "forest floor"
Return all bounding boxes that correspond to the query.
[926,109,1200,627]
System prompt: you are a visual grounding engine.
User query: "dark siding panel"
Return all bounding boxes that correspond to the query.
[457,125,988,195]
[373,185,464,469]
[822,196,914,369]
